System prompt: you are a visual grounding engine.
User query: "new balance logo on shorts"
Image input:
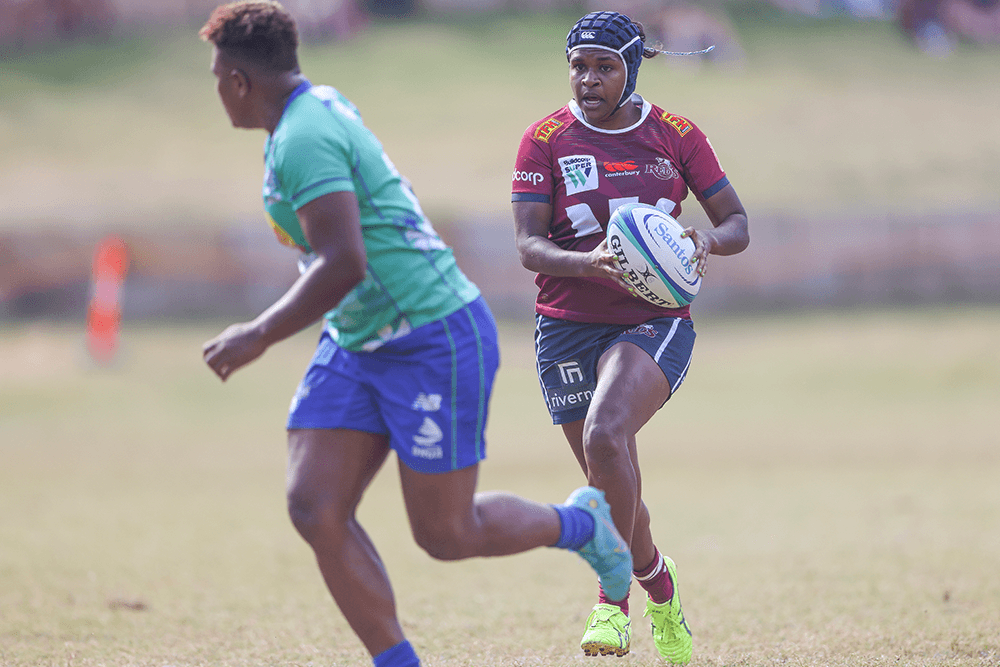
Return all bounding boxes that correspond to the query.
[411,392,442,412]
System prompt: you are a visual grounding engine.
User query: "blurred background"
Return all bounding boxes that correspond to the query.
[2,5,998,664]
[1,0,998,333]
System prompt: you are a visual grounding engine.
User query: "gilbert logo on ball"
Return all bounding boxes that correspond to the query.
[606,203,701,308]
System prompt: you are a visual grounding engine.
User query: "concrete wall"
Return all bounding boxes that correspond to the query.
[2,210,998,322]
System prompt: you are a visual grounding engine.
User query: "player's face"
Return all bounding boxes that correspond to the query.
[569,48,628,128]
[211,48,251,128]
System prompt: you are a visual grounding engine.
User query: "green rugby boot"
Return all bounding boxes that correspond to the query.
[580,603,631,657]
[643,556,692,664]
[563,487,632,602]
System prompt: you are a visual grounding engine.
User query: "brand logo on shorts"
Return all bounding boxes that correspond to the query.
[624,323,657,338]
[545,360,595,413]
[558,361,585,385]
[412,417,444,460]
[558,155,599,196]
[411,393,442,412]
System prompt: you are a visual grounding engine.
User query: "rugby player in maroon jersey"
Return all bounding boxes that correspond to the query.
[511,10,749,663]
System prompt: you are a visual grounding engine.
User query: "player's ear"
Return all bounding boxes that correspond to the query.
[231,67,251,98]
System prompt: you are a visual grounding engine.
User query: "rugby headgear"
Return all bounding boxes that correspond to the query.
[566,11,644,110]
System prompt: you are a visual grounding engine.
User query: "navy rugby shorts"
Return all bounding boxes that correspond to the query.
[287,296,499,473]
[534,314,696,425]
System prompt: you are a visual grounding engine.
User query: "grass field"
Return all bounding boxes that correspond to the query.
[2,309,998,666]
[2,8,1000,230]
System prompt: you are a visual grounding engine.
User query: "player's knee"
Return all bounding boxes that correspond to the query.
[286,486,341,544]
[583,422,628,466]
[411,522,469,561]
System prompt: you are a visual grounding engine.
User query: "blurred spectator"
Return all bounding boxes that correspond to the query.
[767,0,893,18]
[289,0,367,40]
[587,0,744,67]
[937,0,1000,43]
[0,0,367,51]
[650,0,745,67]
[897,0,1000,54]
[0,0,115,50]
[362,0,417,18]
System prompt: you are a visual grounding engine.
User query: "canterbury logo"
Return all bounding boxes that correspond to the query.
[604,160,638,172]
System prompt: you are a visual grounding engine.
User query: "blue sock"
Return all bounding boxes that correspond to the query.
[552,504,596,551]
[373,640,420,667]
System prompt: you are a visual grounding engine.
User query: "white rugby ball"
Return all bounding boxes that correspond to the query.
[606,203,701,308]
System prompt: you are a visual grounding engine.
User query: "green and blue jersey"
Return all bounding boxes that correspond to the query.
[262,81,479,352]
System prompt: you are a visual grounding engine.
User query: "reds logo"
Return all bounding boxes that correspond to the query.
[624,323,657,338]
[646,157,680,181]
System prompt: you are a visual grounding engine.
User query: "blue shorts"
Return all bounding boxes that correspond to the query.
[287,296,499,473]
[534,315,696,425]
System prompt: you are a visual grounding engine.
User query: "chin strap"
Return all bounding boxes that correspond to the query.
[650,44,716,57]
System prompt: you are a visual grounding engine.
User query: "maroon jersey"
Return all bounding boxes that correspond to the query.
[512,95,729,324]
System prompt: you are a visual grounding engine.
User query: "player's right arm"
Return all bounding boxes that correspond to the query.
[203,190,366,381]
[250,190,368,345]
[511,123,622,284]
[512,200,621,283]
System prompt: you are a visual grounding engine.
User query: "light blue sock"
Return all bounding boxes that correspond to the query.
[373,640,420,667]
[552,504,596,551]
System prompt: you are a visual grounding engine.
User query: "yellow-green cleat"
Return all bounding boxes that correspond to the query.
[581,603,631,657]
[643,556,692,664]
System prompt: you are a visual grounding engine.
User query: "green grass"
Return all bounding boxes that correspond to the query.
[1,9,999,230]
[1,309,998,665]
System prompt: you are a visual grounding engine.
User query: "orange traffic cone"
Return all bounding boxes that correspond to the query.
[86,236,129,365]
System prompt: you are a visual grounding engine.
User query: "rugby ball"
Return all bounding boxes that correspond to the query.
[606,203,701,308]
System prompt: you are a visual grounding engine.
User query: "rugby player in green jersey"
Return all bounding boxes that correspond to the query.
[198,3,634,667]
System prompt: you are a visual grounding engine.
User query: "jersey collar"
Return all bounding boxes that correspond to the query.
[568,93,651,134]
[268,79,313,140]
[282,79,313,116]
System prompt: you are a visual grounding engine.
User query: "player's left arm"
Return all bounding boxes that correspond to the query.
[683,184,749,277]
[203,191,366,382]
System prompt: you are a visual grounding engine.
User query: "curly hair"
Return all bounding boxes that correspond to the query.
[199,1,299,72]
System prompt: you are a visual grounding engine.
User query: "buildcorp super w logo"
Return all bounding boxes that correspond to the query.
[558,155,599,195]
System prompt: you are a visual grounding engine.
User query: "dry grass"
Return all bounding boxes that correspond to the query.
[1,308,998,666]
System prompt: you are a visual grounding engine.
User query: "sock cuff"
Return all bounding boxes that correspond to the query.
[373,640,420,667]
[551,503,595,551]
[634,550,664,581]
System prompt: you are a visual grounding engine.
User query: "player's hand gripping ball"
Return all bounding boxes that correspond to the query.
[606,203,702,308]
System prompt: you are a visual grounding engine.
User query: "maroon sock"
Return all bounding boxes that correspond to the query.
[598,585,629,617]
[634,549,674,604]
